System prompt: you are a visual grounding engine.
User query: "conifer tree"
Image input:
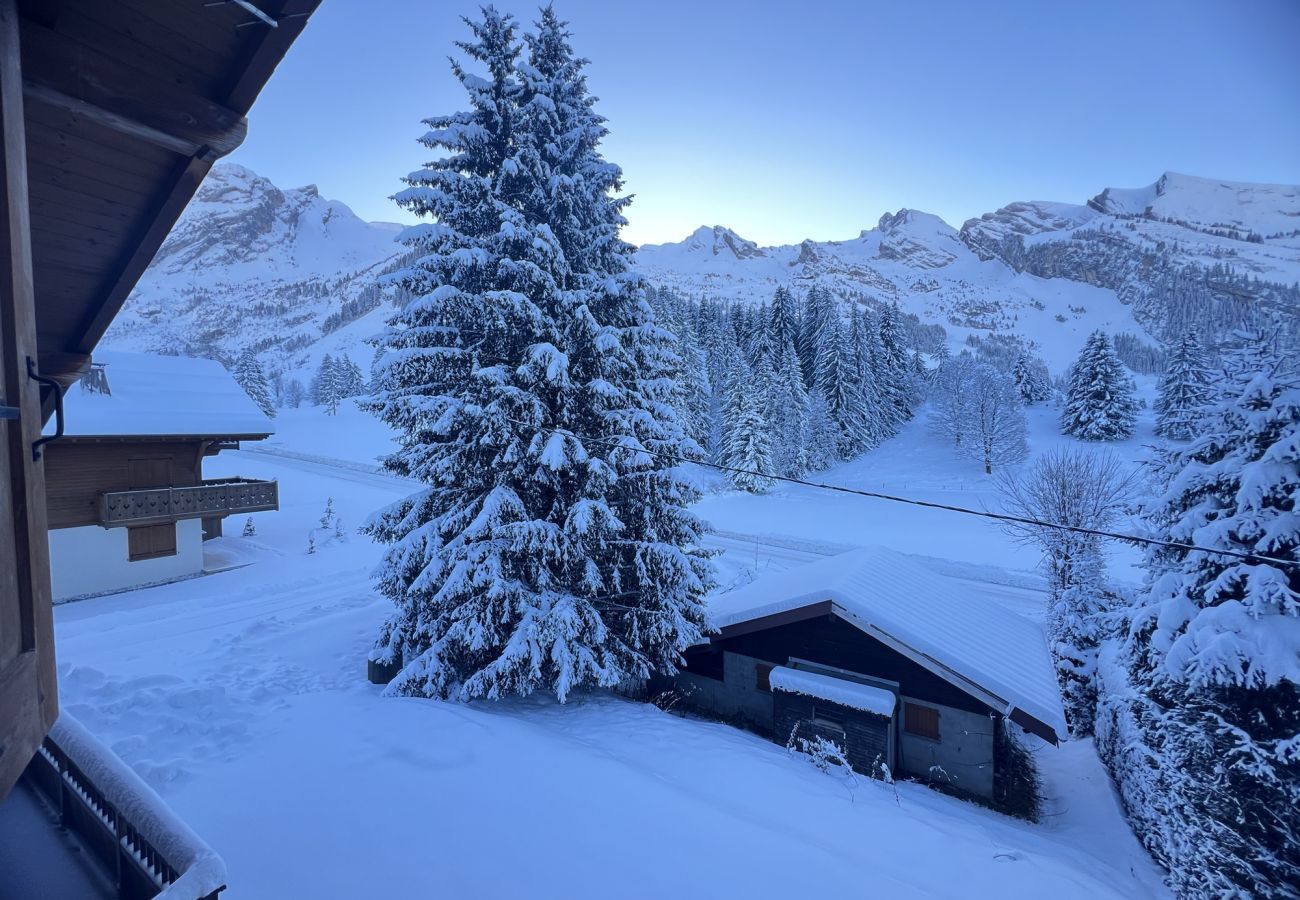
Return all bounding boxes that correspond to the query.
[1061,330,1138,440]
[769,286,799,353]
[721,354,774,493]
[366,7,712,703]
[1011,352,1051,404]
[1153,330,1213,440]
[234,349,276,418]
[1097,346,1299,896]
[1066,331,1138,442]
[876,302,914,428]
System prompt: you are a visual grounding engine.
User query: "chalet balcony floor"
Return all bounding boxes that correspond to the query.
[0,780,115,900]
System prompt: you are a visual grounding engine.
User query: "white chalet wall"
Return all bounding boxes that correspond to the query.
[50,519,204,601]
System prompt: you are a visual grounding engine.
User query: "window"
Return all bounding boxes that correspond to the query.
[128,523,177,561]
[904,702,940,741]
[756,662,773,693]
[682,648,724,682]
[811,706,846,734]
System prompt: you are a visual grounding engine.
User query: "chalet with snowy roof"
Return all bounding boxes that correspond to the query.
[42,351,278,600]
[672,547,1066,811]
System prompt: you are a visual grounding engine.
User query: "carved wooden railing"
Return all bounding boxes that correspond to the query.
[24,715,226,899]
[98,477,277,527]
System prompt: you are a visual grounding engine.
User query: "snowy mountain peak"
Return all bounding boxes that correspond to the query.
[1087,172,1300,237]
[679,225,767,260]
[874,209,962,269]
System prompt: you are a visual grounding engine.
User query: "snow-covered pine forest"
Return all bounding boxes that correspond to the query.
[53,5,1300,900]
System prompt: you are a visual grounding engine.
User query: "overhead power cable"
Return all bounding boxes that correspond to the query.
[495,415,1300,573]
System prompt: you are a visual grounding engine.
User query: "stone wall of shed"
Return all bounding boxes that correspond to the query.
[897,698,996,800]
[675,651,776,736]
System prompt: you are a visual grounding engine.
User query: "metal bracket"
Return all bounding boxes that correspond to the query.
[27,357,63,461]
[0,403,17,420]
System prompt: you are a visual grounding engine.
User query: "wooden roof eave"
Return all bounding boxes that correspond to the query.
[18,0,322,401]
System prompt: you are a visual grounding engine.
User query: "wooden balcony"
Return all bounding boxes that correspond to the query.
[98,478,278,528]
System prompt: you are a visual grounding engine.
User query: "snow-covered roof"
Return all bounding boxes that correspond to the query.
[709,546,1068,742]
[56,351,273,439]
[769,666,896,717]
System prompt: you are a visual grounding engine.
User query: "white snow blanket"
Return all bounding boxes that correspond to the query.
[710,545,1068,740]
[55,351,273,438]
[769,666,896,717]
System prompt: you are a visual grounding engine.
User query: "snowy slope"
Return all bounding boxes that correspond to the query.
[50,430,1169,899]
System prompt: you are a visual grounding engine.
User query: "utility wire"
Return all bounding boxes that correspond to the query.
[496,415,1300,572]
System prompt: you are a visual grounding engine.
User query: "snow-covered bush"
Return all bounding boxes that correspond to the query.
[242,517,256,538]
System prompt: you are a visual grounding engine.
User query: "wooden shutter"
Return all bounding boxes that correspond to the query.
[128,523,177,561]
[903,703,941,741]
[0,0,58,802]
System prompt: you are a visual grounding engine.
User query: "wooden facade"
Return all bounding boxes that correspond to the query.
[44,438,206,529]
[0,0,320,826]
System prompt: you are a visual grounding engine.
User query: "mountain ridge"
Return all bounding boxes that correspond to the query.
[104,166,1300,385]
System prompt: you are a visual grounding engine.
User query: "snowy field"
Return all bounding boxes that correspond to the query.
[53,400,1169,898]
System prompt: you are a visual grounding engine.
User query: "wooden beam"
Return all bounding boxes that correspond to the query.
[0,0,57,802]
[71,153,212,354]
[19,19,247,158]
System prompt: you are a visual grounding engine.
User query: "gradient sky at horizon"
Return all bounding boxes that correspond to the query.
[229,0,1300,246]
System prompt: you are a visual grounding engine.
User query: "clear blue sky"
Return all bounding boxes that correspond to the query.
[230,0,1300,246]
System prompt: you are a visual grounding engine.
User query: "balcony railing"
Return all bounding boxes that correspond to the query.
[98,478,278,527]
[23,715,226,899]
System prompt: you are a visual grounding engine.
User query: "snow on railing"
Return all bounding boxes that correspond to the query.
[26,714,227,900]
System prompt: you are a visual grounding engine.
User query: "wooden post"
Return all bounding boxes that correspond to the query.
[0,0,58,802]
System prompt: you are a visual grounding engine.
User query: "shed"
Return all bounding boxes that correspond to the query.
[673,546,1066,807]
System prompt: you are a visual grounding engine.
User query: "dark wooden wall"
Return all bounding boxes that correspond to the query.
[44,438,203,528]
[717,615,990,716]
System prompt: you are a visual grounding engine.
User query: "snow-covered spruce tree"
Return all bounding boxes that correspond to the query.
[1060,330,1138,440]
[876,302,915,428]
[1045,543,1113,734]
[769,286,799,354]
[365,8,713,703]
[770,333,810,478]
[1097,352,1300,897]
[720,354,773,492]
[959,363,1028,475]
[1153,330,1213,441]
[311,353,342,414]
[1011,352,1051,405]
[234,349,276,418]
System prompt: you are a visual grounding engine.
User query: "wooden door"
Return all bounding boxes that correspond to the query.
[0,0,57,803]
[128,456,172,489]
